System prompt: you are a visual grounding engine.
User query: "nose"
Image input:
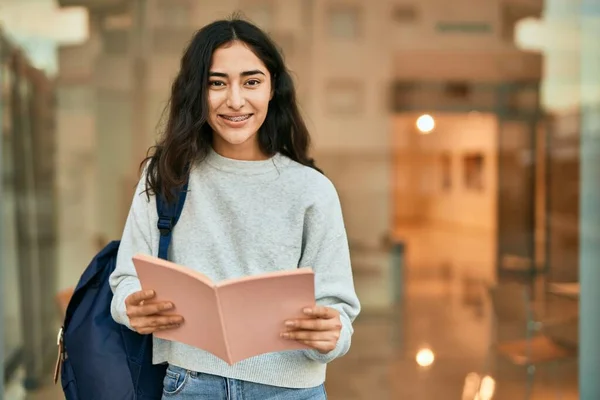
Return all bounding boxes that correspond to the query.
[226,86,245,110]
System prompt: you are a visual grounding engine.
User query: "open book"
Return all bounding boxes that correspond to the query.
[132,253,316,365]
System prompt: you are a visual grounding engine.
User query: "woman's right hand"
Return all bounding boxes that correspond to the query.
[125,290,184,334]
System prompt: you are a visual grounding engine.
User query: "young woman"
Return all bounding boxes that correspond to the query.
[109,17,360,399]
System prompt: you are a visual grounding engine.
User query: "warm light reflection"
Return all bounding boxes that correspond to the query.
[462,373,496,400]
[478,375,496,400]
[415,348,435,367]
[416,114,435,134]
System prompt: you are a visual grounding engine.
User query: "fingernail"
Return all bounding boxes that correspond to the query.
[303,308,312,315]
[285,321,295,327]
[281,332,290,339]
[164,303,173,310]
[145,290,154,296]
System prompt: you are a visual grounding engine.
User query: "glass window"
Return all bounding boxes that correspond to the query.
[152,28,193,55]
[436,21,492,33]
[393,4,418,23]
[154,0,191,28]
[103,13,133,31]
[326,79,364,114]
[328,5,361,39]
[57,86,92,113]
[244,3,274,30]
[103,30,130,55]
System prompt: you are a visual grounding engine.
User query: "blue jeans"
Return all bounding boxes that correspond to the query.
[161,364,328,399]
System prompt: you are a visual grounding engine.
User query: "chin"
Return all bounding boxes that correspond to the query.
[217,128,257,146]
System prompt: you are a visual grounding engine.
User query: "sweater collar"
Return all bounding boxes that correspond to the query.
[204,147,281,175]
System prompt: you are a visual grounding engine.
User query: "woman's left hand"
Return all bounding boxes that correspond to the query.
[281,306,342,354]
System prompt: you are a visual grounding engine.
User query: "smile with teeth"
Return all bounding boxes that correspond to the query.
[220,114,252,122]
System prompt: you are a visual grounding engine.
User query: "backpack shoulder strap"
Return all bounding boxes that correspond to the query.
[156,181,189,260]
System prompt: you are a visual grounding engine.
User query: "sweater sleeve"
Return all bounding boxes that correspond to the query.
[109,171,154,330]
[298,177,361,363]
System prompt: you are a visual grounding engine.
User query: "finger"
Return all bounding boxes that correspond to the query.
[136,301,175,316]
[131,315,184,331]
[280,330,337,342]
[303,306,339,319]
[285,318,339,331]
[126,301,173,318]
[156,323,181,331]
[134,321,182,335]
[125,290,155,306]
[147,315,184,327]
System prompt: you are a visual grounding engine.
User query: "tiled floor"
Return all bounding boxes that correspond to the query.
[324,279,578,400]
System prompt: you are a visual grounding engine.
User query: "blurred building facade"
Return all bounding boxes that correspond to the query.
[55,0,544,304]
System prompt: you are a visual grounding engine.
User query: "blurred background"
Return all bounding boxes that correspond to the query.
[1,0,598,398]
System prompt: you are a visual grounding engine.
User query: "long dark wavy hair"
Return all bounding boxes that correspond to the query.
[141,16,321,203]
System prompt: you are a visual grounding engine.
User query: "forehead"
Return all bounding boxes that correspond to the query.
[210,41,268,73]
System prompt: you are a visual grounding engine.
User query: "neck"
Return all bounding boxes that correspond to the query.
[212,136,269,161]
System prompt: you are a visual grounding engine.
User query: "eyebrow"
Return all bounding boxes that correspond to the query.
[209,70,266,78]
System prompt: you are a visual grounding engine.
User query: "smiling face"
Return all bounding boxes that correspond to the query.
[206,41,273,160]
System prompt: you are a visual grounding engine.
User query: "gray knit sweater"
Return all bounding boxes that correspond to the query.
[109,148,360,388]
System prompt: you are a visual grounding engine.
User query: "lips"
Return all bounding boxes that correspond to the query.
[219,114,252,122]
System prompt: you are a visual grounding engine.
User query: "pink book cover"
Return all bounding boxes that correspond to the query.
[132,253,316,365]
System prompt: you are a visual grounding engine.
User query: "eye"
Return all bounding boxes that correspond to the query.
[245,79,261,86]
[209,80,225,87]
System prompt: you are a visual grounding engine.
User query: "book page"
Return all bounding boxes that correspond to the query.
[216,268,316,364]
[132,254,229,362]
